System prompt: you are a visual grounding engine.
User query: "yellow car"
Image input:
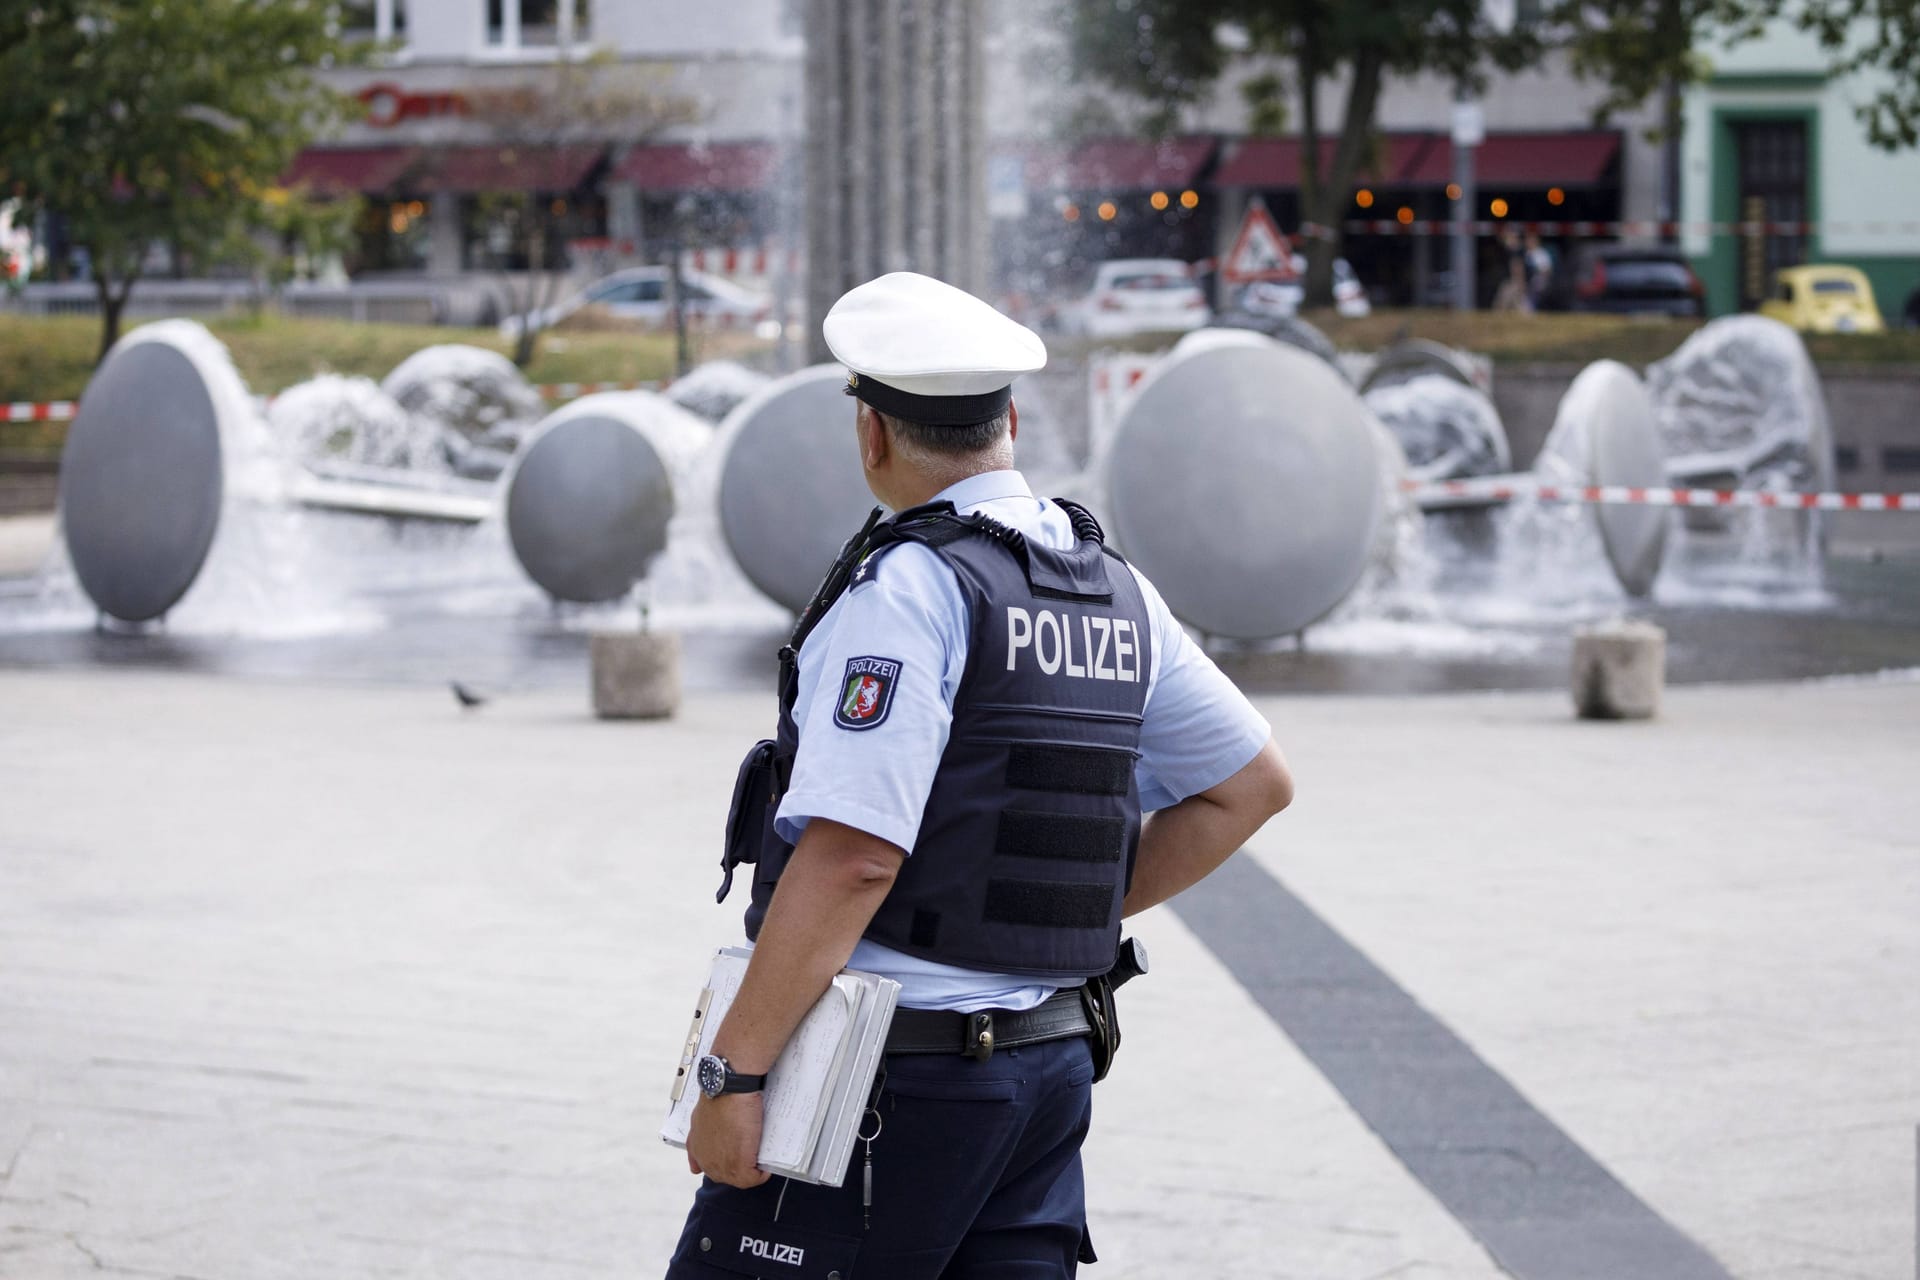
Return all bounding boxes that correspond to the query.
[1758,265,1886,334]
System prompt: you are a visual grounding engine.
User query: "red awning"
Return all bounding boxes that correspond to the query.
[1020,137,1216,191]
[1213,131,1621,189]
[414,144,605,194]
[1213,134,1441,188]
[612,142,781,194]
[1469,131,1621,187]
[281,146,422,195]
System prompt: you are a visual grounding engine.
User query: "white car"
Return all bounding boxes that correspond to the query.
[1238,256,1371,319]
[1073,259,1211,339]
[502,266,783,339]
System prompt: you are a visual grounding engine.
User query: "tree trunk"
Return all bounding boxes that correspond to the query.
[1656,0,1686,241]
[95,274,130,364]
[511,195,543,368]
[1301,51,1386,308]
[1296,37,1326,306]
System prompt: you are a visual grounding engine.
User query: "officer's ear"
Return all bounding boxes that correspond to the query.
[857,404,890,472]
[1008,399,1019,444]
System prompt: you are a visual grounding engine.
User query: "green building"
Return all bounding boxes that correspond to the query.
[1682,21,1920,320]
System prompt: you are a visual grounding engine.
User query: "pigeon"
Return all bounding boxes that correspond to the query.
[450,680,489,710]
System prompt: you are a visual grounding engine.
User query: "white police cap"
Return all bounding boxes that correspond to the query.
[824,272,1047,426]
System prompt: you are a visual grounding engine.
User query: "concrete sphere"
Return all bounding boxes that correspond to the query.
[382,344,543,441]
[1361,338,1480,393]
[1206,313,1341,371]
[1364,374,1512,481]
[716,365,876,613]
[59,330,232,622]
[1106,339,1385,639]
[1539,360,1670,597]
[505,392,709,603]
[1645,313,1833,556]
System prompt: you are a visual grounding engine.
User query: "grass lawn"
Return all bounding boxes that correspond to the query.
[1052,307,1920,367]
[1308,308,1920,366]
[0,311,774,407]
[5,306,1915,461]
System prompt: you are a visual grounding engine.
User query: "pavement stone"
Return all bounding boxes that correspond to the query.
[0,514,54,579]
[0,668,1915,1278]
[1246,677,1920,1280]
[0,670,1502,1279]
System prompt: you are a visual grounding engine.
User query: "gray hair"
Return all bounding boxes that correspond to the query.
[876,407,1015,477]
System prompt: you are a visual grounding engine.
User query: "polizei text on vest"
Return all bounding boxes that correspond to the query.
[1005,607,1142,682]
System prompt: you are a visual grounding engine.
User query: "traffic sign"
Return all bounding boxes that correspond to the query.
[1222,200,1298,283]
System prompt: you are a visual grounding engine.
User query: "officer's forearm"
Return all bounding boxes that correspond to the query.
[710,818,904,1076]
[1122,737,1292,917]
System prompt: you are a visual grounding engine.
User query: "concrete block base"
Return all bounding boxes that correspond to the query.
[1572,620,1666,720]
[590,630,680,720]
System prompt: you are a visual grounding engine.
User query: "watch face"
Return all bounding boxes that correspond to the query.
[697,1055,726,1098]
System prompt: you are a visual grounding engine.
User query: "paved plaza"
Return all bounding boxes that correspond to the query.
[1,667,1916,1278]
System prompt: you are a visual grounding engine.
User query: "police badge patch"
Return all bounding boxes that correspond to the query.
[834,656,901,730]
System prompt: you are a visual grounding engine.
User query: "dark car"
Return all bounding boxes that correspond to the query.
[1566,245,1706,318]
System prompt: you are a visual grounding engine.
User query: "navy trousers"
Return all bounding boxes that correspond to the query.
[666,1036,1097,1279]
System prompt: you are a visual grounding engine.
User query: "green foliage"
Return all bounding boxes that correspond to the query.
[1067,0,1540,128]
[1065,0,1538,302]
[0,0,364,354]
[1782,0,1920,148]
[1551,0,1920,150]
[1242,72,1292,137]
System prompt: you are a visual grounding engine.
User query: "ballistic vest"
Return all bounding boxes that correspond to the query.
[731,499,1152,983]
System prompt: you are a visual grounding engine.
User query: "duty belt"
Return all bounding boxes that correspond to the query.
[884,989,1091,1061]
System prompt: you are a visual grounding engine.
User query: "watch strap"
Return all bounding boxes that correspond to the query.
[701,1053,766,1096]
[719,1068,766,1095]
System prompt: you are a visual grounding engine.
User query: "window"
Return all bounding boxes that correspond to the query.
[486,0,587,49]
[1734,120,1808,311]
[592,279,662,304]
[337,0,406,43]
[1812,278,1856,294]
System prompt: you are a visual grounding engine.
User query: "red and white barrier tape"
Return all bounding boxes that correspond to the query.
[1408,477,1920,512]
[1320,218,1920,240]
[4,400,77,423]
[6,379,668,423]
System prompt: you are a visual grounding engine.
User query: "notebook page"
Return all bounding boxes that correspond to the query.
[758,980,856,1172]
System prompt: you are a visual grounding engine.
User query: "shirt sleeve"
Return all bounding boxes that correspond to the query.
[775,545,968,853]
[1130,566,1272,813]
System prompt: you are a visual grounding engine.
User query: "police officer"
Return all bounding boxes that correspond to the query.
[669,272,1292,1278]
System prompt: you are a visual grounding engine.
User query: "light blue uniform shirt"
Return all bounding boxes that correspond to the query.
[776,470,1271,1011]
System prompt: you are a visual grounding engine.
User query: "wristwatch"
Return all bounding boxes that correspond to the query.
[696,1053,766,1099]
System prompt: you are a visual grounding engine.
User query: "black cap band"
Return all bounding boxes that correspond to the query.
[844,372,1013,427]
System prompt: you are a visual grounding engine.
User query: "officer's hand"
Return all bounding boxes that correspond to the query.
[685,1092,770,1188]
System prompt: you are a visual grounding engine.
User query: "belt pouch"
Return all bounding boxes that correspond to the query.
[717,739,777,903]
[1079,974,1122,1082]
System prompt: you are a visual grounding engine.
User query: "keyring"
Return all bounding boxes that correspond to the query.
[857,1108,883,1142]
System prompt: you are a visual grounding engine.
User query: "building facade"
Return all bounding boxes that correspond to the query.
[286,0,1920,319]
[298,0,803,283]
[1681,21,1920,318]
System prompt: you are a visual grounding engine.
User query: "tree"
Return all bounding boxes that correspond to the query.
[1560,0,1920,151]
[453,60,701,367]
[1067,0,1538,304]
[0,0,363,359]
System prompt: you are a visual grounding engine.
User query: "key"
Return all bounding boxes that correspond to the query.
[858,1106,883,1231]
